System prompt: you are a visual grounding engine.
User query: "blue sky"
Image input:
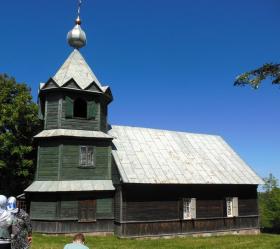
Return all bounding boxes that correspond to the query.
[0,0,279,181]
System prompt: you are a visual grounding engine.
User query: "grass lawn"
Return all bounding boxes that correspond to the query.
[31,233,280,249]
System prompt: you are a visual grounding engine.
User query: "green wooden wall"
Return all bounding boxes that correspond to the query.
[36,145,59,180]
[30,198,113,220]
[97,198,113,218]
[30,201,57,220]
[60,96,100,131]
[60,143,111,180]
[36,140,111,181]
[43,92,108,131]
[45,95,59,130]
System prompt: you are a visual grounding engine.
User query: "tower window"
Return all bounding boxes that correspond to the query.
[74,98,87,118]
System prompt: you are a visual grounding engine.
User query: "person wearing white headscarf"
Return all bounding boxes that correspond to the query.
[7,197,32,249]
[0,195,12,249]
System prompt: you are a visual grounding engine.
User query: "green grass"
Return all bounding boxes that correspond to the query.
[31,233,280,249]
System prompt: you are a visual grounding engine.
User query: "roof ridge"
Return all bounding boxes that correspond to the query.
[59,49,76,85]
[110,124,220,137]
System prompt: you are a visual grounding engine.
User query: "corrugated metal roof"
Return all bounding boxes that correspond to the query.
[34,129,112,139]
[109,125,263,185]
[24,180,115,192]
[52,49,104,90]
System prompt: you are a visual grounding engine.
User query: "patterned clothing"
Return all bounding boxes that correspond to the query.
[10,209,32,249]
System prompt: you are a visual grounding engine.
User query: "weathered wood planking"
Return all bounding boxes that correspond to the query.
[117,216,259,237]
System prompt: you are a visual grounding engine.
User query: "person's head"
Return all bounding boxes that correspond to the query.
[0,195,7,210]
[7,196,18,213]
[73,233,85,244]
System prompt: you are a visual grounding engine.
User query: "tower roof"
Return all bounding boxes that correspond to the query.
[53,49,103,90]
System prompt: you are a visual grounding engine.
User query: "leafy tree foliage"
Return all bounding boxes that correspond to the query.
[259,174,280,231]
[0,74,42,196]
[235,63,280,89]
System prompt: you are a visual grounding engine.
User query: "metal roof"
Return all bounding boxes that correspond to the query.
[52,49,104,90]
[109,125,263,185]
[34,129,112,139]
[24,180,115,192]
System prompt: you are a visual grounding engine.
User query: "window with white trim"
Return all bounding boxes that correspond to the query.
[80,146,94,167]
[183,198,196,219]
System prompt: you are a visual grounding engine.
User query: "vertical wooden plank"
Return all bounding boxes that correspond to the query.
[57,98,62,128]
[107,146,112,180]
[35,146,40,180]
[44,100,48,129]
[120,186,123,222]
[58,144,63,180]
[65,96,73,118]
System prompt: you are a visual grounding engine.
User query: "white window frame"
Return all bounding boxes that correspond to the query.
[226,197,239,217]
[80,146,95,167]
[183,198,196,220]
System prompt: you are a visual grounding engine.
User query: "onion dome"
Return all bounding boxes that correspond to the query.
[67,16,87,49]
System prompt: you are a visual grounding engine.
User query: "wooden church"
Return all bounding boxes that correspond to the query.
[25,8,263,237]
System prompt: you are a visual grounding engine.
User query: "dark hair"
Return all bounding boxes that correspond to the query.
[73,233,85,243]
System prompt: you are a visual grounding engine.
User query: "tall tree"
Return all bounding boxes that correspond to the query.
[234,63,280,89]
[259,174,280,231]
[0,74,42,196]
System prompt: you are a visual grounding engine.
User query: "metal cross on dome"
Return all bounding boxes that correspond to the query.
[77,0,82,19]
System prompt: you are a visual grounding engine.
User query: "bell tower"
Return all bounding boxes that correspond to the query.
[25,1,115,233]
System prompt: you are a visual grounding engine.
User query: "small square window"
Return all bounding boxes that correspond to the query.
[80,146,95,167]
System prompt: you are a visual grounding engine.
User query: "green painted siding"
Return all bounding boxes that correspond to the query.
[45,96,59,129]
[112,159,121,185]
[97,198,113,218]
[100,104,108,132]
[37,145,59,180]
[61,94,101,131]
[42,92,105,131]
[30,201,57,220]
[60,144,111,180]
[60,201,78,219]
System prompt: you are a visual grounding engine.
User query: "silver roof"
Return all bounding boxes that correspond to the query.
[25,180,115,192]
[109,125,263,185]
[34,129,112,139]
[53,49,103,90]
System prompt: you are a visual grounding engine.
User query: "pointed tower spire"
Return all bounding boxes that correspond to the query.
[67,0,87,49]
